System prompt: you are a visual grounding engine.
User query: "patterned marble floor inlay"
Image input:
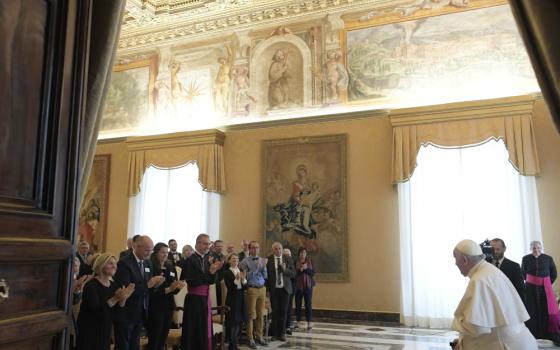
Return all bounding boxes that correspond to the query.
[234,321,560,349]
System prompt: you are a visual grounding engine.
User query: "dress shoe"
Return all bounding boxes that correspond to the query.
[286,329,292,335]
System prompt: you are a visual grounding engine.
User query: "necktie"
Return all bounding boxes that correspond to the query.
[276,257,283,287]
[139,260,148,312]
[494,260,500,268]
[139,260,145,280]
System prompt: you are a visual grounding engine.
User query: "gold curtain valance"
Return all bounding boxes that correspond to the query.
[126,130,226,196]
[390,95,541,184]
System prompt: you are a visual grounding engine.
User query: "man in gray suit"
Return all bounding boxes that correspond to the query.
[266,242,296,342]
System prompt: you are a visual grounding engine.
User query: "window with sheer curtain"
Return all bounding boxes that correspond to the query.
[128,162,220,249]
[398,139,543,329]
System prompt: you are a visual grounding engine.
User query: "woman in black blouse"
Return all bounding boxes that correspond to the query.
[522,240,560,343]
[76,253,135,350]
[224,253,247,350]
[147,243,186,350]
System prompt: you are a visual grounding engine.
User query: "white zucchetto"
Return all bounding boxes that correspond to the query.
[455,239,483,256]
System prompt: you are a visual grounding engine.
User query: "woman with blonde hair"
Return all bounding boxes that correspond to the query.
[76,253,135,350]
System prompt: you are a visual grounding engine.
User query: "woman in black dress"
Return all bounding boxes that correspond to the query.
[224,253,247,350]
[522,240,560,343]
[76,253,135,350]
[147,243,186,350]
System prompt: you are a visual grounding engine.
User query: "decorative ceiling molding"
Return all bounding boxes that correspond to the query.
[118,0,410,53]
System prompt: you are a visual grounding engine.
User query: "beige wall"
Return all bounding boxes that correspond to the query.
[533,99,560,261]
[95,141,129,256]
[97,98,560,314]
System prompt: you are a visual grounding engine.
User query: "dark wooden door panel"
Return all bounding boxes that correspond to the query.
[0,0,91,349]
[0,262,60,318]
[0,336,56,350]
[0,0,48,202]
[0,311,66,347]
[0,0,48,205]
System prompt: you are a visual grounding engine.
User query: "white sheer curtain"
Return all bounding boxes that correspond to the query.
[399,139,542,329]
[128,162,221,248]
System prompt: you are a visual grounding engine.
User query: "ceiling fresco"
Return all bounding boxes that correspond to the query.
[99,0,539,138]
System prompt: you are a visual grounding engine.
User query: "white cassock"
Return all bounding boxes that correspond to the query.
[452,260,537,350]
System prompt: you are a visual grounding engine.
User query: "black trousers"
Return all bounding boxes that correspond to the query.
[146,306,173,350]
[114,321,142,350]
[285,292,294,329]
[271,288,289,337]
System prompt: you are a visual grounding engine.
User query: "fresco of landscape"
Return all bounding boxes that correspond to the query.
[346,5,539,105]
[102,66,152,132]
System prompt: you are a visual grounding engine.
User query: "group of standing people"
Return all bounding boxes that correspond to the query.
[227,240,316,349]
[71,235,316,350]
[451,238,559,350]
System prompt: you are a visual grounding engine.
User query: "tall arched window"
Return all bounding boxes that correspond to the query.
[128,162,220,248]
[399,139,542,328]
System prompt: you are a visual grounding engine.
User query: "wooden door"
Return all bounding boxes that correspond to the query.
[0,0,91,348]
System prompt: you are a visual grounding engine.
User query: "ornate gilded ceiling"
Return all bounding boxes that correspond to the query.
[119,0,415,52]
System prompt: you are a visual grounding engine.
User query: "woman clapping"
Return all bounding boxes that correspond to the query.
[76,253,134,350]
[147,243,185,350]
[224,253,247,350]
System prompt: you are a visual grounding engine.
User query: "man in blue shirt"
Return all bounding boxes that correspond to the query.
[240,241,268,349]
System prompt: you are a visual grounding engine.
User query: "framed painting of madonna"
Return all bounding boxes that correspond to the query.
[78,154,111,253]
[263,134,348,282]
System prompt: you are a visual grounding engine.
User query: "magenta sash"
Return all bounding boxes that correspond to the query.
[526,274,560,333]
[188,284,212,350]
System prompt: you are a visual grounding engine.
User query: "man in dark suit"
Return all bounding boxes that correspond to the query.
[266,242,296,342]
[76,241,92,277]
[113,235,165,350]
[491,238,525,303]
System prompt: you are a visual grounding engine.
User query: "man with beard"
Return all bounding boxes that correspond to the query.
[490,238,525,303]
[180,233,224,350]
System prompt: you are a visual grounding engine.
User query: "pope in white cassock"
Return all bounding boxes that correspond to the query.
[451,239,537,350]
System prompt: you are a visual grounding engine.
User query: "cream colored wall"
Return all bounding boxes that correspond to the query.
[221,116,400,313]
[533,99,560,262]
[95,141,129,257]
[97,98,560,313]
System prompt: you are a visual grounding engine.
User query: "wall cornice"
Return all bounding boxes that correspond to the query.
[125,129,225,151]
[389,94,541,127]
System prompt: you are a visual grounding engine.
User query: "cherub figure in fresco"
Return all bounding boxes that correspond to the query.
[268,25,293,38]
[325,50,349,102]
[232,65,256,113]
[314,50,349,103]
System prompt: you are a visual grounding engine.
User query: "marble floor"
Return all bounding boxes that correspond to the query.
[236,321,560,349]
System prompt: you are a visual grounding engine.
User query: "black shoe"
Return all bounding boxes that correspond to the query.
[286,329,292,335]
[278,335,287,342]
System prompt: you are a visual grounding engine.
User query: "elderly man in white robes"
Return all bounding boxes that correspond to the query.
[451,239,537,350]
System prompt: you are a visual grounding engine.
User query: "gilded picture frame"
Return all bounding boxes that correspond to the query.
[78,154,111,253]
[263,134,348,282]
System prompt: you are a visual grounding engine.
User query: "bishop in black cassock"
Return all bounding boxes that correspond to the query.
[522,243,559,343]
[180,234,223,350]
